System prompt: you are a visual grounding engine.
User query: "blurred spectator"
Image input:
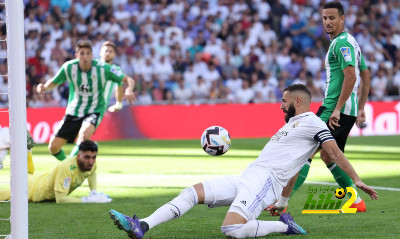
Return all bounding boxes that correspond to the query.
[9,0,399,108]
[371,67,388,100]
[235,81,255,104]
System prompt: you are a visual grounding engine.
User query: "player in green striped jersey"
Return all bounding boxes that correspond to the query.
[65,41,137,158]
[37,40,135,161]
[289,2,371,212]
[99,41,136,113]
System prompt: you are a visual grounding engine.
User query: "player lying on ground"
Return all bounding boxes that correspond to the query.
[0,140,112,203]
[109,84,378,239]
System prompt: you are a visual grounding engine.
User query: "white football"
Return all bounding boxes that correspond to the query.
[201,126,231,156]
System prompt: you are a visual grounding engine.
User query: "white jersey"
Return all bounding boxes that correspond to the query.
[254,112,334,187]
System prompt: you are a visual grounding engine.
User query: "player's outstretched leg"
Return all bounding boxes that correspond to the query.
[279,213,307,235]
[109,209,145,239]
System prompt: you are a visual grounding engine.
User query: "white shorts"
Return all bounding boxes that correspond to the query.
[202,163,282,221]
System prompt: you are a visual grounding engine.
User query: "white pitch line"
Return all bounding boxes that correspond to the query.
[306,181,400,192]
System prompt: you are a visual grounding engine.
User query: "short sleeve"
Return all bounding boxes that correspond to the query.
[359,53,367,71]
[53,167,72,195]
[314,129,334,146]
[51,63,68,85]
[335,40,356,70]
[107,64,125,86]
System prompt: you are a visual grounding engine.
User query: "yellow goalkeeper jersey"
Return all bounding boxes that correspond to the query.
[28,156,97,202]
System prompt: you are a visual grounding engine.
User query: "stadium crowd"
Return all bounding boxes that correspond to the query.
[0,0,400,107]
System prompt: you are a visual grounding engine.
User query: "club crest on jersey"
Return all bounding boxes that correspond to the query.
[340,47,352,62]
[291,122,300,128]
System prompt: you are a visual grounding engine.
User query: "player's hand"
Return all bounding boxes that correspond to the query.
[108,102,123,112]
[124,88,136,105]
[328,109,341,129]
[265,199,287,216]
[36,83,46,94]
[356,109,366,128]
[355,181,378,200]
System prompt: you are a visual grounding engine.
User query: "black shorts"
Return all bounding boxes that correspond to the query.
[55,113,100,143]
[316,106,356,152]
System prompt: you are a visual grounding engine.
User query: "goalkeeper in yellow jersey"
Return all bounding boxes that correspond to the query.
[0,140,112,203]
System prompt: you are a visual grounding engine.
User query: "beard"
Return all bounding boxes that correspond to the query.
[284,103,296,123]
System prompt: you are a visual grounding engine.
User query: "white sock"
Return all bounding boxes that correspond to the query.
[142,186,198,230]
[221,220,288,238]
[354,196,362,204]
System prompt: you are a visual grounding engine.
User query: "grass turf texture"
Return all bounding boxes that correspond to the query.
[0,135,399,238]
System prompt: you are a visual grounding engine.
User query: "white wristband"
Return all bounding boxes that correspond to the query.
[275,196,289,208]
[115,101,123,110]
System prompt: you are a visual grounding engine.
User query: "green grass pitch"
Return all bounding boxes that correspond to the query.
[0,135,399,238]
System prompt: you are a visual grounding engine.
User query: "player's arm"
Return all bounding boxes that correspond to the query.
[266,172,299,216]
[36,81,58,94]
[108,85,125,112]
[87,169,97,192]
[37,65,67,94]
[55,191,83,203]
[356,68,371,127]
[329,65,356,129]
[321,140,378,200]
[122,75,136,105]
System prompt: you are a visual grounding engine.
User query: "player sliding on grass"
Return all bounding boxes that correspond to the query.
[109,84,378,239]
[290,1,371,212]
[37,40,135,161]
[0,140,111,203]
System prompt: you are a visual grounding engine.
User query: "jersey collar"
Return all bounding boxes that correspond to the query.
[331,31,346,41]
[288,112,313,123]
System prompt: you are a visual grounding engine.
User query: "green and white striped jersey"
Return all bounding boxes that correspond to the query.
[52,59,125,117]
[321,31,367,122]
[103,64,123,105]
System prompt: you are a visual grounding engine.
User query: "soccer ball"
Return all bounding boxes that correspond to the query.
[335,188,346,199]
[201,126,231,156]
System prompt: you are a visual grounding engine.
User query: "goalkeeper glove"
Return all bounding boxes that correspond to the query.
[90,190,110,198]
[82,193,112,203]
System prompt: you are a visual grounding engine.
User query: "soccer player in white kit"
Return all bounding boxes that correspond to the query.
[109,84,378,239]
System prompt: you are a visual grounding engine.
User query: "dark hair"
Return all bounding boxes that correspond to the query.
[323,1,344,16]
[75,40,93,52]
[79,140,98,152]
[283,84,312,100]
[102,40,117,52]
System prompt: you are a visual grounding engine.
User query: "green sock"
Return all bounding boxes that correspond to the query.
[291,159,312,198]
[69,144,80,158]
[327,163,361,202]
[53,149,66,161]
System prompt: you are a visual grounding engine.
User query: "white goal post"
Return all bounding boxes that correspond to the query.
[6,0,29,238]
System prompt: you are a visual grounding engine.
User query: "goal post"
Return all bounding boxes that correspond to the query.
[6,0,29,238]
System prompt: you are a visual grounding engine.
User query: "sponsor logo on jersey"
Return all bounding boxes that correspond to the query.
[110,66,123,77]
[270,131,288,141]
[63,177,71,188]
[240,200,247,206]
[78,83,93,96]
[340,47,352,62]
